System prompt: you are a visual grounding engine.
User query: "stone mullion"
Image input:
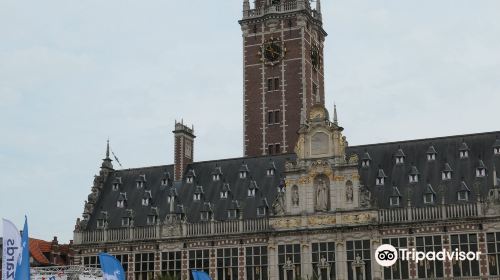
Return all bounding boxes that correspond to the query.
[407,236,416,280]
[478,232,488,276]
[239,246,246,280]
[155,251,161,278]
[210,248,217,280]
[181,250,189,280]
[442,234,452,279]
[129,252,135,280]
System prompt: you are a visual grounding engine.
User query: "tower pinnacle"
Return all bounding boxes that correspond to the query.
[101,139,113,170]
[333,104,338,125]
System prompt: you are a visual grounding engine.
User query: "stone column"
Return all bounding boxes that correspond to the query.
[442,234,452,279]
[478,232,488,276]
[210,248,217,280]
[268,242,279,280]
[371,239,382,280]
[129,253,135,280]
[239,246,246,280]
[301,242,312,279]
[155,251,162,278]
[181,250,189,280]
[335,242,346,280]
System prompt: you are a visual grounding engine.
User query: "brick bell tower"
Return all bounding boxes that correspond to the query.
[239,0,326,157]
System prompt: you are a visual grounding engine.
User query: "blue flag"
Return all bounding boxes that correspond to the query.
[14,216,29,280]
[192,270,212,280]
[99,253,125,280]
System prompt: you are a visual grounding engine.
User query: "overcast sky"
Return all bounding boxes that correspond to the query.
[1,0,499,242]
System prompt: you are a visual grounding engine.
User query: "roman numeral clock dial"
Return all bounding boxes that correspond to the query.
[258,37,286,66]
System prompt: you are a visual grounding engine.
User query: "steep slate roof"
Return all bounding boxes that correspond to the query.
[350,131,500,208]
[86,131,500,230]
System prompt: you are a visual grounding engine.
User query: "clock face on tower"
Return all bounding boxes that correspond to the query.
[259,37,286,66]
[311,45,321,70]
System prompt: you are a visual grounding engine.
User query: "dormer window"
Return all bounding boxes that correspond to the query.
[220,191,228,199]
[361,151,372,168]
[409,166,419,183]
[426,145,437,161]
[117,193,127,208]
[376,177,385,186]
[495,147,500,155]
[394,148,405,165]
[186,176,194,184]
[424,193,435,204]
[476,160,487,178]
[442,163,453,180]
[112,177,122,191]
[161,178,168,186]
[147,215,157,225]
[459,141,470,159]
[390,196,400,207]
[227,209,238,219]
[267,161,276,176]
[239,163,250,179]
[97,219,105,229]
[213,174,220,181]
[477,168,486,178]
[376,168,387,186]
[248,188,256,197]
[142,190,152,206]
[167,196,174,203]
[390,187,401,207]
[458,191,469,201]
[200,212,209,221]
[458,181,471,201]
[136,175,146,188]
[122,217,130,227]
[409,175,418,183]
[257,207,267,216]
[193,193,201,201]
[460,150,468,159]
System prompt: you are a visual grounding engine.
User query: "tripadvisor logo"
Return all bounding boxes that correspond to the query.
[375,244,482,267]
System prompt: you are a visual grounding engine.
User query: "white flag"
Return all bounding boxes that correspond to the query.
[2,219,22,280]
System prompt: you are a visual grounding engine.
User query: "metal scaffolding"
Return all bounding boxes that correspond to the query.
[31,265,102,280]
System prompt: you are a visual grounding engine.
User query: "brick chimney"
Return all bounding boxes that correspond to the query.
[173,120,195,181]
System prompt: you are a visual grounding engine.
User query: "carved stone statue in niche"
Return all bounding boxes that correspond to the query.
[273,193,286,216]
[346,180,353,202]
[359,186,372,208]
[292,185,299,206]
[315,175,330,211]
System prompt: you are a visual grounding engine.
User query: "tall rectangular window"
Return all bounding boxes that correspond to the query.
[83,256,100,268]
[246,246,268,280]
[135,253,155,280]
[313,83,318,101]
[312,242,336,280]
[382,238,409,279]
[274,111,280,124]
[268,111,274,124]
[275,144,281,154]
[451,234,479,277]
[268,145,274,155]
[113,254,129,277]
[267,79,273,91]
[346,240,371,280]
[189,249,210,280]
[487,232,500,275]
[274,78,280,90]
[217,248,239,280]
[415,235,443,278]
[278,244,301,280]
[161,251,182,280]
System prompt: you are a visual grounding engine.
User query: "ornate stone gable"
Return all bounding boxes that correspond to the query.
[284,104,370,216]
